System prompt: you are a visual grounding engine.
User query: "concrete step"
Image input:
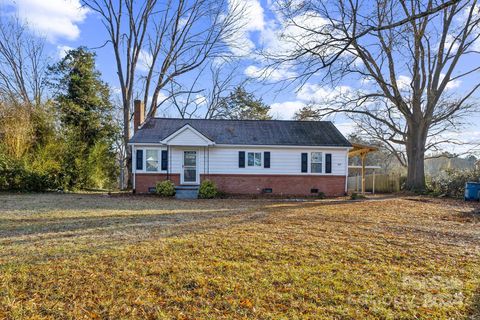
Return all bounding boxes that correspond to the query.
[175,185,199,199]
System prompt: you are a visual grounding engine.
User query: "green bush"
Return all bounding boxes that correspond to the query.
[156,180,175,197]
[428,168,480,198]
[317,192,326,199]
[0,152,57,192]
[198,180,218,199]
[350,192,366,200]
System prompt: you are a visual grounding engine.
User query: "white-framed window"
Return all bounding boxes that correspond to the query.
[146,149,159,172]
[311,152,323,173]
[247,152,262,167]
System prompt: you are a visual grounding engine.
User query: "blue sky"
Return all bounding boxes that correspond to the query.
[1,0,479,155]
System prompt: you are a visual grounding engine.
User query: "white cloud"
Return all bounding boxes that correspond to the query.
[396,74,461,92]
[297,83,353,103]
[473,39,480,52]
[232,0,264,32]
[360,77,375,86]
[440,73,462,90]
[335,121,356,137]
[428,128,480,155]
[396,75,412,91]
[178,17,189,28]
[111,86,122,94]
[56,45,73,59]
[244,65,296,81]
[445,79,462,90]
[138,49,153,72]
[443,34,460,54]
[269,100,306,119]
[225,0,265,56]
[12,0,89,42]
[153,91,170,107]
[263,11,328,55]
[194,94,207,106]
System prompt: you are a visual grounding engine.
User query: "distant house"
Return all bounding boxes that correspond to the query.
[129,101,352,196]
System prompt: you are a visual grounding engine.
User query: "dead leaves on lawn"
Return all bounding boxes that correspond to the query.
[0,194,479,319]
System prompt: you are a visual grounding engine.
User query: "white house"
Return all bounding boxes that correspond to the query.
[129,101,352,196]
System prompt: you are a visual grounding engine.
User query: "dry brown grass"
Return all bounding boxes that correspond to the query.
[0,193,479,319]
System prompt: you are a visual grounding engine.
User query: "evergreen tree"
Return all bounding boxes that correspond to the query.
[293,105,321,121]
[214,86,271,120]
[50,47,118,189]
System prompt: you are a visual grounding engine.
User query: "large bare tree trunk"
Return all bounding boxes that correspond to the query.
[83,0,243,189]
[269,0,480,193]
[406,121,428,191]
[123,98,131,189]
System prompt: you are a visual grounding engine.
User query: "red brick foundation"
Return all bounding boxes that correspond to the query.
[201,174,346,196]
[134,173,346,196]
[134,173,180,193]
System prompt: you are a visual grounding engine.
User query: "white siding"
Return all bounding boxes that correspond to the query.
[207,146,347,175]
[133,145,349,176]
[164,127,211,146]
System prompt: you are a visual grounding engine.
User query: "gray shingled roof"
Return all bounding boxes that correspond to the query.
[129,118,352,147]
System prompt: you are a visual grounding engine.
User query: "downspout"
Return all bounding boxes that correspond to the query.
[132,145,136,193]
[166,145,170,181]
[169,145,172,182]
[345,150,349,194]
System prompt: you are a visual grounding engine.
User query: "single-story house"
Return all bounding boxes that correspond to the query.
[129,101,352,196]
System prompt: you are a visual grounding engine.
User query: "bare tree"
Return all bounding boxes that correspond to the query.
[271,0,480,191]
[0,102,34,159]
[166,62,241,119]
[81,0,156,188]
[204,63,240,119]
[140,0,244,118]
[82,0,243,187]
[0,16,48,107]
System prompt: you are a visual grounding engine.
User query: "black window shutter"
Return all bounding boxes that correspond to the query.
[264,152,270,168]
[301,153,308,173]
[161,150,168,171]
[239,151,245,168]
[325,153,332,173]
[136,149,143,170]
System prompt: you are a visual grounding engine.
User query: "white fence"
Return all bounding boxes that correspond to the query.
[347,173,401,193]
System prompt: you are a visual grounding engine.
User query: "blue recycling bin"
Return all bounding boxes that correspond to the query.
[464,182,480,201]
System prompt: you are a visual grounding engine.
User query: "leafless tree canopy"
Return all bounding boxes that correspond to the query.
[166,61,244,119]
[82,0,244,187]
[271,0,480,190]
[0,16,48,107]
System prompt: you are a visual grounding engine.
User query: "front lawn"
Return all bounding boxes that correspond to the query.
[0,194,479,319]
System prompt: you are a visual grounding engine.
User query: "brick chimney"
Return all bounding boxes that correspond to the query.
[133,100,145,133]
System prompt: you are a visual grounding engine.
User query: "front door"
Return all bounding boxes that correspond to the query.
[182,151,198,184]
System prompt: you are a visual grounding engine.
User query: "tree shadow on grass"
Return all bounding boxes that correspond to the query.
[0,203,270,265]
[0,207,254,239]
[468,287,480,320]
[0,193,261,213]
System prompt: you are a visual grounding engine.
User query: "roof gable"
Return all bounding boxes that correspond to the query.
[130,118,352,147]
[160,124,214,146]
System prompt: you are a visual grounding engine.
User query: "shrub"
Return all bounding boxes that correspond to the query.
[198,180,217,199]
[0,152,56,192]
[23,171,55,191]
[350,192,366,200]
[317,192,326,199]
[428,168,480,198]
[156,180,175,197]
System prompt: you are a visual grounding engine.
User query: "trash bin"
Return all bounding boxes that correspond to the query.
[464,182,480,201]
